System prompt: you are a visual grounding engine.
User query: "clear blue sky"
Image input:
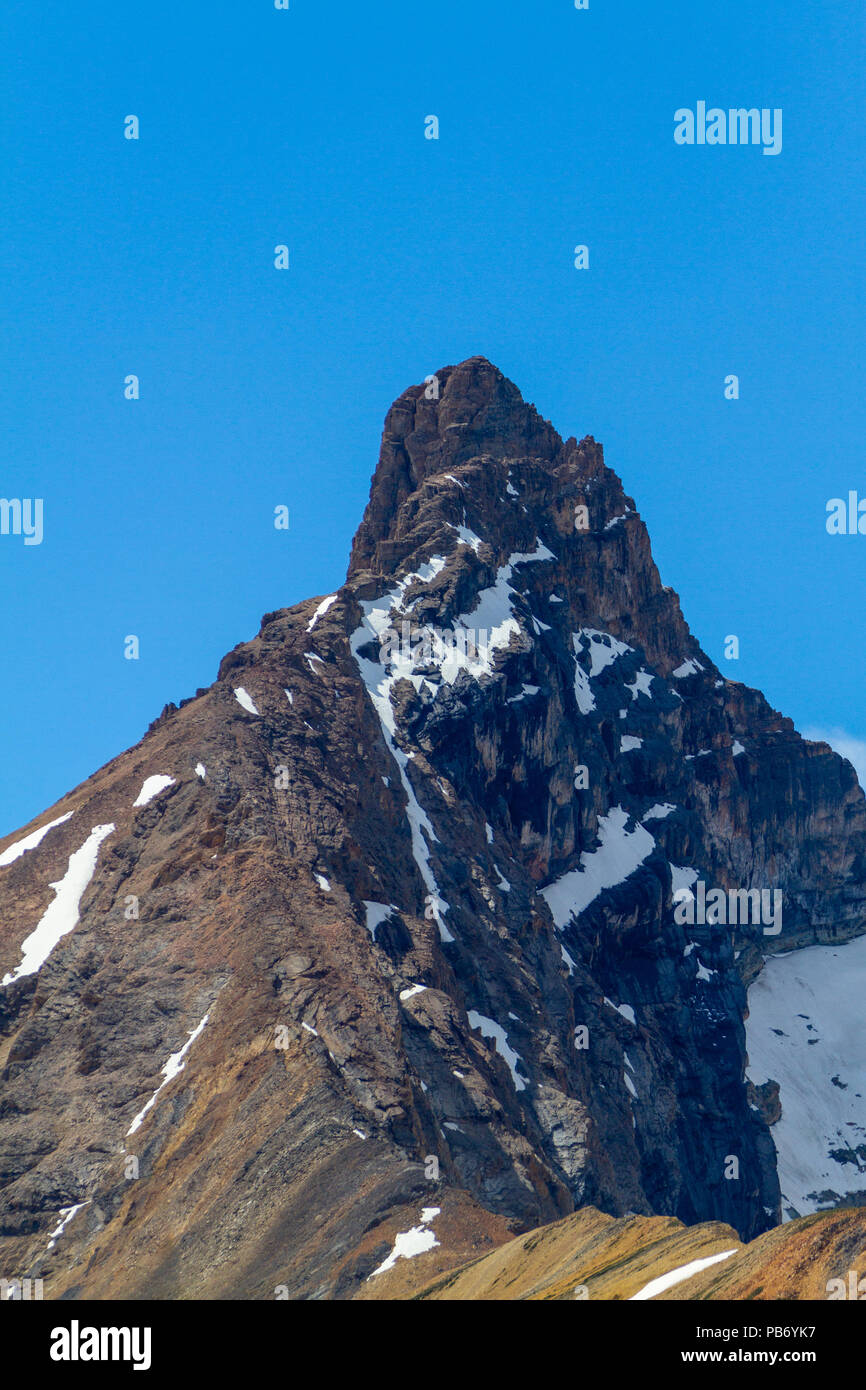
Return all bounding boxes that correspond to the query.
[1,1,864,835]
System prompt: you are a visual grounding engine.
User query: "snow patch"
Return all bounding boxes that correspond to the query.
[540,807,655,927]
[625,670,655,702]
[449,523,484,553]
[369,1208,441,1278]
[629,1250,737,1300]
[672,659,705,679]
[746,935,866,1218]
[349,558,457,944]
[133,775,175,807]
[126,1012,210,1136]
[670,865,699,900]
[446,544,556,679]
[306,594,338,632]
[604,998,636,1025]
[350,548,554,945]
[467,1010,526,1091]
[233,688,260,715]
[572,641,596,715]
[46,1201,90,1252]
[363,901,397,939]
[1,824,115,986]
[399,983,427,1001]
[575,628,633,678]
[572,630,634,715]
[0,812,74,868]
[507,683,540,704]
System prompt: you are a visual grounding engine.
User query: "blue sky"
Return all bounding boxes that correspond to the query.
[1,0,864,835]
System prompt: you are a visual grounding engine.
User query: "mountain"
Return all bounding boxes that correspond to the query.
[359,1204,866,1302]
[1,356,864,1300]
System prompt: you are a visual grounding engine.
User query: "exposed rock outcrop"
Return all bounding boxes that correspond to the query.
[1,357,863,1299]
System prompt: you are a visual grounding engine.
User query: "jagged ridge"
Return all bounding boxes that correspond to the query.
[0,357,864,1299]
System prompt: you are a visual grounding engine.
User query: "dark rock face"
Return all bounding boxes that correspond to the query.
[0,357,864,1298]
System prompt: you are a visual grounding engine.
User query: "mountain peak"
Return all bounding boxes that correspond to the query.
[348,358,572,579]
[2,363,865,1300]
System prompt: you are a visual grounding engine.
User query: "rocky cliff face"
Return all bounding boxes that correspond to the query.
[1,357,864,1299]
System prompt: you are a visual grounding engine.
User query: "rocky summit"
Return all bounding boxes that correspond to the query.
[1,357,865,1301]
